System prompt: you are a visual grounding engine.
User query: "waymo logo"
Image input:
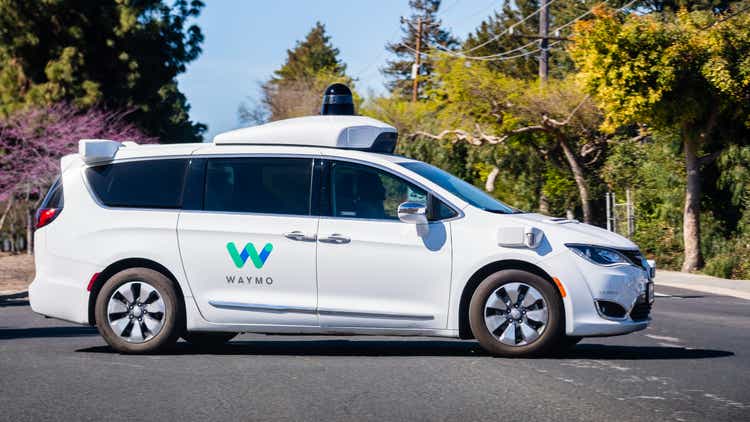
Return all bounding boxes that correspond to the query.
[226,242,273,269]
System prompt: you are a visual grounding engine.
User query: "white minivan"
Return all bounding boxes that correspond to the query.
[29,114,654,356]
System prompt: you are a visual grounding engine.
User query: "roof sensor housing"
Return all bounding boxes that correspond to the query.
[321,83,354,116]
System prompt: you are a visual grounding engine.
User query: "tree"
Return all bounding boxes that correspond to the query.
[0,103,156,249]
[413,58,607,223]
[382,0,458,99]
[570,5,750,271]
[0,0,205,141]
[240,22,355,123]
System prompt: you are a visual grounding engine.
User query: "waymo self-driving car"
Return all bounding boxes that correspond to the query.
[29,86,653,356]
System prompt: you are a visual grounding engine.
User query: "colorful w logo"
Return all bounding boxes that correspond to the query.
[226,242,273,269]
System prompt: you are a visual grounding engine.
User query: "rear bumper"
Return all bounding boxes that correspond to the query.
[29,276,90,325]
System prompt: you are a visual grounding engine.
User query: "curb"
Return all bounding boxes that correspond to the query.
[655,281,750,301]
[0,291,28,300]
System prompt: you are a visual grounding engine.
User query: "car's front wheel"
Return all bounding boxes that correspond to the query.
[469,269,564,357]
[94,268,182,354]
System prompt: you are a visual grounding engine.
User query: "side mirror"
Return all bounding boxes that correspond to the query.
[397,201,428,225]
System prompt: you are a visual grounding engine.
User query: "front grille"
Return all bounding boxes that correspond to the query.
[618,249,647,271]
[630,302,652,321]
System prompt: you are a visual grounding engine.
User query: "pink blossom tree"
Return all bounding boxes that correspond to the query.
[0,103,157,250]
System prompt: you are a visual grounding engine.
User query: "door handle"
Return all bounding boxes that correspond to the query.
[319,233,350,244]
[283,231,316,241]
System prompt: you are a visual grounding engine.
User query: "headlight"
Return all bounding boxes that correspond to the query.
[566,244,630,266]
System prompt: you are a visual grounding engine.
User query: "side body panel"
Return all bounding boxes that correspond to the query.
[316,217,452,329]
[178,211,319,326]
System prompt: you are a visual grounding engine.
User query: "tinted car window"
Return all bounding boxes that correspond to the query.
[330,161,427,220]
[86,159,188,208]
[41,177,64,209]
[204,157,312,215]
[400,161,518,214]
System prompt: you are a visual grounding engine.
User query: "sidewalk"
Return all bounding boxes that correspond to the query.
[655,270,750,301]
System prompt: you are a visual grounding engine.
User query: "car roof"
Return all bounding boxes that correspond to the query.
[213,115,396,151]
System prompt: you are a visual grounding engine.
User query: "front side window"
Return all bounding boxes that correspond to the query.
[330,161,428,220]
[86,159,188,208]
[204,157,312,215]
[400,161,519,214]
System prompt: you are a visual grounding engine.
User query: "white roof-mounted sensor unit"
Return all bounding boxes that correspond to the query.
[212,115,398,153]
[79,139,127,163]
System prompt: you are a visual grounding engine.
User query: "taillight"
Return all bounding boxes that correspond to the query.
[36,208,61,229]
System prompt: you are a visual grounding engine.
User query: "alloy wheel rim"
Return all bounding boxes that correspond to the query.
[484,282,548,346]
[107,281,166,343]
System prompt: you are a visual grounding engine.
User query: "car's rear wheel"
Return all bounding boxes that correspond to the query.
[183,332,237,348]
[95,268,182,354]
[469,269,564,357]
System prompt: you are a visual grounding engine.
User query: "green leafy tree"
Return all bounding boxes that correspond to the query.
[0,0,206,142]
[570,5,750,271]
[382,0,458,99]
[240,22,356,123]
[367,56,609,223]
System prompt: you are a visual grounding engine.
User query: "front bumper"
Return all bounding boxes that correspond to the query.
[539,250,653,337]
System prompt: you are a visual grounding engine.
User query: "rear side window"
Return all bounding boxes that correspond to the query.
[204,157,312,215]
[41,177,64,209]
[86,159,188,208]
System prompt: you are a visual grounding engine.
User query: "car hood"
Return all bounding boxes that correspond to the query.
[506,213,639,250]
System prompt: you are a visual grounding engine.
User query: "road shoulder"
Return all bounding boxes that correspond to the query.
[655,270,750,300]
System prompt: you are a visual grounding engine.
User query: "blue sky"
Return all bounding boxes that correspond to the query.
[176,0,499,140]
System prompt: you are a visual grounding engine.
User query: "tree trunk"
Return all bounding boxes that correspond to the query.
[0,196,13,232]
[485,166,499,192]
[539,194,550,215]
[558,136,593,224]
[681,136,703,272]
[26,208,33,255]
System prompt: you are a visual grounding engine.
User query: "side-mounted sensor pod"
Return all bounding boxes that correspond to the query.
[497,226,544,249]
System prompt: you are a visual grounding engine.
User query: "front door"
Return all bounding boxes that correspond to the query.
[178,156,319,327]
[316,160,453,330]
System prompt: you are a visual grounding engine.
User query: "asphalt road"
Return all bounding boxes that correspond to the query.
[1,286,748,422]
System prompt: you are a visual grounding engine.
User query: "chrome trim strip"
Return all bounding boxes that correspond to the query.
[208,301,316,314]
[318,308,434,321]
[207,301,434,321]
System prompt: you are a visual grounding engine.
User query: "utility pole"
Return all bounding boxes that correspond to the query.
[412,16,423,102]
[539,0,549,82]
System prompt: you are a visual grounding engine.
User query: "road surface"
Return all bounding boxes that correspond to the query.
[0,285,747,421]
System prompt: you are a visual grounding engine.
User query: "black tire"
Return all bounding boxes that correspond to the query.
[469,269,564,357]
[183,332,237,348]
[95,268,182,354]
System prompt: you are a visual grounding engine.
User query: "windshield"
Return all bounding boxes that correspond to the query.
[400,161,519,214]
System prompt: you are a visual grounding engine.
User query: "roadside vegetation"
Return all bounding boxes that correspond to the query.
[0,0,748,279]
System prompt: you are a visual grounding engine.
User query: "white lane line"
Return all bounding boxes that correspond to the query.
[645,334,681,343]
[654,292,671,297]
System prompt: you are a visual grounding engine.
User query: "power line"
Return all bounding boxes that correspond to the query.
[432,0,564,56]
[415,0,637,61]
[400,39,561,62]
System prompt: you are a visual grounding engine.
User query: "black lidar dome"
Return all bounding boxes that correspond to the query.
[321,83,355,116]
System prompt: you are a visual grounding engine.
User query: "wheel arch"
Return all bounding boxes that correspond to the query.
[87,257,186,326]
[457,259,564,339]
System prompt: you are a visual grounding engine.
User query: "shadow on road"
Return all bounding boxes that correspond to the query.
[0,326,98,340]
[76,339,733,360]
[557,343,733,360]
